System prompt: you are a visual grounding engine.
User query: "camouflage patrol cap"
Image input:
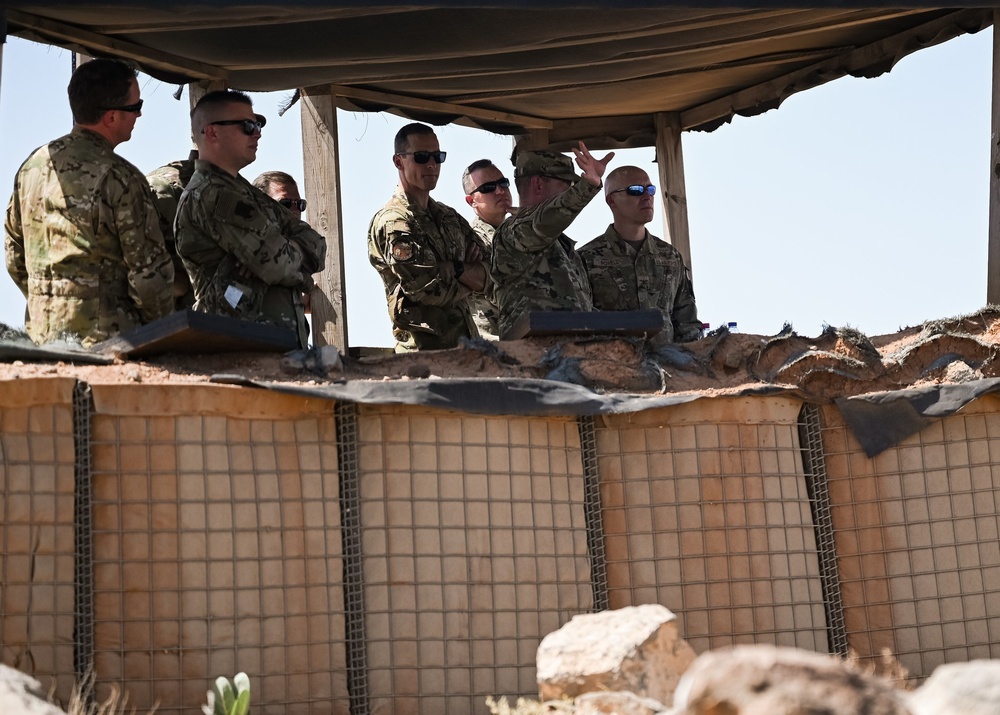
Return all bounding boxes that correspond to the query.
[514,150,579,183]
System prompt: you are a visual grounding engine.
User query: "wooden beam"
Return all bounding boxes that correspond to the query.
[681,8,989,131]
[5,8,227,81]
[300,90,348,351]
[989,10,1000,306]
[654,112,692,277]
[323,84,552,130]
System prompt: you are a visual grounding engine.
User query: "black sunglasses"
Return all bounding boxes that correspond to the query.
[470,177,510,195]
[278,198,308,212]
[611,184,657,197]
[209,119,263,136]
[397,150,447,164]
[104,99,143,114]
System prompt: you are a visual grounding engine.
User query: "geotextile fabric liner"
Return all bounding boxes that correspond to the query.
[594,395,830,654]
[819,399,1000,678]
[0,377,77,705]
[88,384,348,715]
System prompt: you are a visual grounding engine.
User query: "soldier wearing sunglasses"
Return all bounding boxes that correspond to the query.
[579,166,701,343]
[368,123,490,352]
[491,143,614,338]
[460,159,512,340]
[147,153,198,310]
[5,58,174,346]
[175,91,326,349]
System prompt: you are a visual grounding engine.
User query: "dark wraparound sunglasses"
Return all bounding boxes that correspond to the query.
[611,184,657,197]
[397,151,447,164]
[208,119,263,136]
[104,99,144,114]
[279,198,308,212]
[470,178,510,195]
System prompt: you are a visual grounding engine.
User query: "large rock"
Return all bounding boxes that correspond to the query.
[908,659,1000,715]
[536,604,696,705]
[0,665,67,715]
[669,644,911,715]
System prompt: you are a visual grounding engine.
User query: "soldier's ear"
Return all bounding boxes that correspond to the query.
[465,194,474,207]
[392,154,404,170]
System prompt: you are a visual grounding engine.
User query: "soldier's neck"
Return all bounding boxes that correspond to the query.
[404,187,431,210]
[614,220,647,244]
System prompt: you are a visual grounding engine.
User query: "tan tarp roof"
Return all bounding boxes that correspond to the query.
[2,4,993,144]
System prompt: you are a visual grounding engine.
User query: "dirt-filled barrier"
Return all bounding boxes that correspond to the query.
[1,377,998,714]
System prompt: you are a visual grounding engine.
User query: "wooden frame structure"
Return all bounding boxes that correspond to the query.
[1,4,997,350]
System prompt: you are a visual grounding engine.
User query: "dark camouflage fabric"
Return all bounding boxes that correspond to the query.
[368,185,486,352]
[579,226,702,342]
[468,216,499,340]
[147,159,196,309]
[174,160,326,349]
[4,127,175,346]
[490,179,598,338]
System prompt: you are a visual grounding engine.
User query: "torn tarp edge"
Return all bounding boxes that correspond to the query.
[220,376,801,417]
[835,377,1000,457]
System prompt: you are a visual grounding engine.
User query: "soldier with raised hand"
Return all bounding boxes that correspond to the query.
[460,158,512,340]
[175,90,326,349]
[368,122,489,352]
[490,142,614,338]
[5,58,175,346]
[579,165,701,343]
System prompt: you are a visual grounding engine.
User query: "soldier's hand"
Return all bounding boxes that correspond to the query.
[465,242,482,264]
[237,263,254,279]
[573,141,615,187]
[458,262,487,293]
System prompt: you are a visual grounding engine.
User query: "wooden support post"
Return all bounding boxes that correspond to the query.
[654,112,693,277]
[300,90,348,351]
[989,11,1000,305]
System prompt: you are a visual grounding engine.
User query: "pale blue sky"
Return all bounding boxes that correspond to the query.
[0,29,991,347]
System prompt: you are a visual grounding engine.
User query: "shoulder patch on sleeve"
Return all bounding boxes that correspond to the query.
[214,190,259,227]
[391,240,416,262]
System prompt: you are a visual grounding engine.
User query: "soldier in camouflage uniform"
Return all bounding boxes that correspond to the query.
[490,143,614,339]
[460,159,512,340]
[368,123,489,352]
[175,91,325,349]
[147,153,197,309]
[5,58,175,346]
[253,171,307,220]
[579,166,702,343]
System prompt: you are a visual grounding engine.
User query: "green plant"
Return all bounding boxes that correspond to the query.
[202,673,250,715]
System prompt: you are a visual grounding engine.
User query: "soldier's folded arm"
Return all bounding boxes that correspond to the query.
[203,186,313,288]
[391,253,468,307]
[107,166,175,321]
[280,210,327,275]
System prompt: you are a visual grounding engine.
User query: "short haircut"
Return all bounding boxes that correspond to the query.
[191,89,253,136]
[394,122,435,154]
[462,159,494,194]
[68,59,137,125]
[253,171,298,196]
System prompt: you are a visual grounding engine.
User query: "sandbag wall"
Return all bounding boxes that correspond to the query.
[3,378,999,714]
[818,396,1000,678]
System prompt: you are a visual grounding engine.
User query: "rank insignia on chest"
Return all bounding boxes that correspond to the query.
[391,241,415,262]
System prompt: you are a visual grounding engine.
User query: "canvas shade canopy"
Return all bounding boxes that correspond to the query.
[1,2,997,349]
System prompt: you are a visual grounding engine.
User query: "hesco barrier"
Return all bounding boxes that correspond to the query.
[1,377,999,714]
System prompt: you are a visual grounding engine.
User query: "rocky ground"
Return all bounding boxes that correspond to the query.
[3,307,1000,401]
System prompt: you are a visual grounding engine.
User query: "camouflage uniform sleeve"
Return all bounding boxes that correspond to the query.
[278,208,326,277]
[504,179,600,253]
[197,183,315,289]
[672,263,702,342]
[101,165,176,322]
[4,180,28,298]
[371,211,468,308]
